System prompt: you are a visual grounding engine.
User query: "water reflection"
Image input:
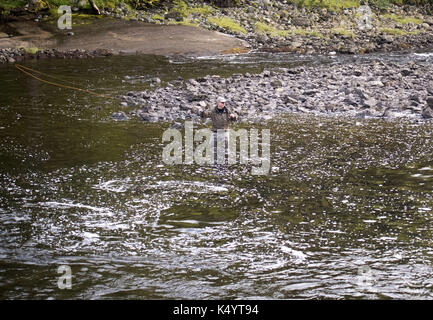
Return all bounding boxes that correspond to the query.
[0,53,432,299]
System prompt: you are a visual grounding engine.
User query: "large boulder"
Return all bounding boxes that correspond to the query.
[422,107,433,119]
[291,17,311,27]
[112,111,128,121]
[165,11,183,22]
[427,96,433,108]
[270,79,283,88]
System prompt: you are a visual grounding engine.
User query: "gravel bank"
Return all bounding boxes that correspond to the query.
[117,59,433,123]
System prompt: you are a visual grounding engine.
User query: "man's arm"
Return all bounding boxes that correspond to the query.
[200,107,212,118]
[226,108,238,121]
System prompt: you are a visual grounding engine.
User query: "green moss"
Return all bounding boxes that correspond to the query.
[331,27,355,37]
[255,22,275,34]
[171,0,188,17]
[287,0,360,12]
[167,19,198,27]
[23,47,40,54]
[380,28,420,35]
[168,0,214,19]
[207,16,246,34]
[94,0,117,9]
[255,25,323,38]
[188,5,214,16]
[255,22,291,37]
[48,0,73,6]
[292,28,323,38]
[0,0,164,14]
[382,14,423,25]
[152,14,164,21]
[254,24,322,38]
[0,0,27,10]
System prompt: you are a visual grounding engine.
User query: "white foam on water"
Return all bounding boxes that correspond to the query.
[325,229,346,234]
[281,246,307,261]
[418,167,433,171]
[393,253,403,260]
[154,180,229,193]
[379,236,397,241]
[40,201,113,216]
[91,222,130,231]
[283,282,318,291]
[167,219,200,225]
[411,173,433,179]
[413,52,433,57]
[83,232,99,239]
[363,220,377,223]
[82,232,100,245]
[418,207,431,212]
[93,179,130,193]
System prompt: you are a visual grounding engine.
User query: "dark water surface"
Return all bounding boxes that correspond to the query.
[0,52,432,299]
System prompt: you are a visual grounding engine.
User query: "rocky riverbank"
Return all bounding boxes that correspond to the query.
[100,0,433,55]
[0,47,113,64]
[116,59,433,123]
[1,1,433,64]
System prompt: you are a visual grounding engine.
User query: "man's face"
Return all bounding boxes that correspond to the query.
[217,101,225,109]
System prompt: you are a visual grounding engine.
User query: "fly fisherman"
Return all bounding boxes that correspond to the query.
[200,96,238,164]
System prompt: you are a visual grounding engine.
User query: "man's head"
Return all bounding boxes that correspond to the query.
[216,96,226,109]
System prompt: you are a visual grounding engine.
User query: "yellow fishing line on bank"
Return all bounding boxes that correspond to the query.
[15,63,119,101]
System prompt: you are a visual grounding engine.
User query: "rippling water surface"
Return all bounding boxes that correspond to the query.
[0,52,432,299]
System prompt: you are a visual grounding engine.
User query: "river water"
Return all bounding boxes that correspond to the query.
[0,52,432,299]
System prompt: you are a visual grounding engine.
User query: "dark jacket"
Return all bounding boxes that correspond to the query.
[202,106,236,131]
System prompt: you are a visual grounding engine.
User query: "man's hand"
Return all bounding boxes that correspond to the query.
[229,113,238,120]
[194,106,203,116]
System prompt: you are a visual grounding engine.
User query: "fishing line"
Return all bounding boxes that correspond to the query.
[14,63,119,100]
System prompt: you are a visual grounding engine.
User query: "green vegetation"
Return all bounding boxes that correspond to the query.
[288,0,360,11]
[1,0,431,26]
[254,22,323,38]
[167,0,213,18]
[382,14,423,24]
[380,27,420,35]
[331,27,355,37]
[170,0,188,17]
[167,19,198,26]
[0,0,162,11]
[1,0,27,10]
[105,0,161,9]
[255,22,291,37]
[288,0,433,11]
[48,0,74,6]
[2,0,433,12]
[23,47,40,54]
[369,0,432,10]
[188,4,214,16]
[292,28,323,38]
[151,13,164,20]
[207,16,246,34]
[255,21,275,34]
